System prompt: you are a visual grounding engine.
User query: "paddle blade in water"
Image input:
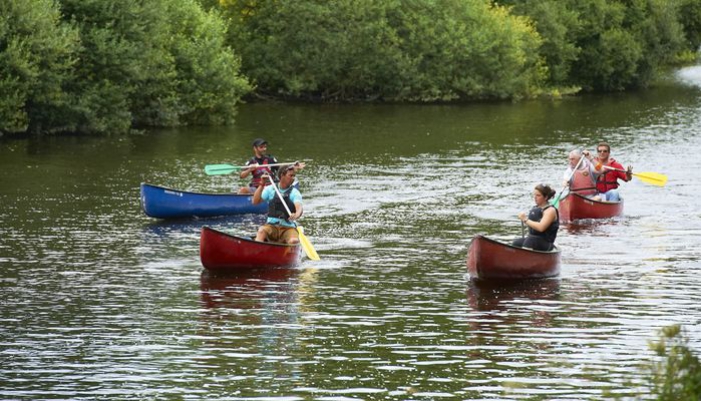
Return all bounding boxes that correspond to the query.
[204,164,240,175]
[633,171,667,187]
[297,226,320,261]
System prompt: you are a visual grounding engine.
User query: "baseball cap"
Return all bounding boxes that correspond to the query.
[252,138,268,147]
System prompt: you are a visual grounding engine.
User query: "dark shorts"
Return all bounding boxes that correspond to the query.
[512,236,554,251]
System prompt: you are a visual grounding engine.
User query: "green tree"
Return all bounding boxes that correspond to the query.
[648,325,701,400]
[164,0,252,125]
[58,0,250,134]
[676,0,701,53]
[217,0,545,102]
[497,0,581,88]
[390,0,545,101]
[502,0,686,92]
[0,0,79,134]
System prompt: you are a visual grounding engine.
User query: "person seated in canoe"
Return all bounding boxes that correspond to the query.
[238,138,305,194]
[237,138,278,194]
[252,165,303,245]
[562,149,603,199]
[592,142,632,202]
[513,184,559,251]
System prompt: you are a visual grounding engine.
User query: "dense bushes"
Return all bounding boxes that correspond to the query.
[216,0,545,101]
[216,0,697,100]
[2,0,700,134]
[0,0,79,134]
[648,325,701,400]
[0,0,249,135]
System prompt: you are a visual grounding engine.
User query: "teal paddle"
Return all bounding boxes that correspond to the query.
[204,162,299,176]
[551,153,585,209]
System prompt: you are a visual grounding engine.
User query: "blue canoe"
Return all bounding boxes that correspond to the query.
[140,183,267,219]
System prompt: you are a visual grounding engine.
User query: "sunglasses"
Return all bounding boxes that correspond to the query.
[597,149,609,153]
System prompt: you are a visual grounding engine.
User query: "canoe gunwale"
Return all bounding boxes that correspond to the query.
[475,234,561,255]
[200,226,302,271]
[140,182,267,219]
[141,182,255,198]
[467,235,561,281]
[559,192,624,222]
[563,192,624,206]
[202,226,299,249]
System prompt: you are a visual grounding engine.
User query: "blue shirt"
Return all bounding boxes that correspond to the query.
[261,185,303,227]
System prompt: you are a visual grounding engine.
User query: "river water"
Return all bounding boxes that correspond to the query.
[1,66,701,400]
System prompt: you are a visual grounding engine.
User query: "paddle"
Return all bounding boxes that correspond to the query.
[602,165,668,187]
[265,175,320,261]
[204,162,300,176]
[551,153,585,209]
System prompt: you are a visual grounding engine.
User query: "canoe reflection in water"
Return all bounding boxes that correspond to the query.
[198,267,319,376]
[466,279,561,312]
[466,279,561,333]
[200,268,298,310]
[200,268,299,357]
[563,217,622,235]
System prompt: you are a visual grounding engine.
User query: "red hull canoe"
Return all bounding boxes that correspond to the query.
[558,192,623,222]
[466,235,561,281]
[200,226,301,271]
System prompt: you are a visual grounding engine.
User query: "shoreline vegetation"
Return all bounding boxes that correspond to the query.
[1,0,700,136]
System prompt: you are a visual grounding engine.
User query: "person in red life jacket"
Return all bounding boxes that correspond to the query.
[593,142,632,202]
[237,138,279,194]
[237,138,306,194]
[252,165,303,244]
[562,149,603,198]
[513,184,559,251]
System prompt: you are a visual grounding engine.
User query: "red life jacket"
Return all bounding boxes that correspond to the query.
[571,166,597,196]
[247,156,277,188]
[596,159,626,193]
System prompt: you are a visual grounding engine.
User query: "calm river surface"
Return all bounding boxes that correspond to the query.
[2,66,701,400]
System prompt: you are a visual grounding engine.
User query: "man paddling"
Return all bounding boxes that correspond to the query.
[252,165,303,245]
[237,138,279,194]
[563,149,602,198]
[238,138,305,194]
[593,142,632,202]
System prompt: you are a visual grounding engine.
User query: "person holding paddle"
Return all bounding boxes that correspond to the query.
[237,138,305,194]
[237,138,279,194]
[252,165,304,245]
[593,142,632,202]
[514,184,559,251]
[562,149,602,197]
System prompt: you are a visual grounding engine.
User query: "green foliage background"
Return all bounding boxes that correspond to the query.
[1,0,249,135]
[1,0,700,135]
[648,325,701,401]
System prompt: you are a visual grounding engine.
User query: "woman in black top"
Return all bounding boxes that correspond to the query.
[512,184,559,251]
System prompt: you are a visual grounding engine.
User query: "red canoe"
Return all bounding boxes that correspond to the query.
[466,235,561,281]
[558,192,623,222]
[200,226,301,271]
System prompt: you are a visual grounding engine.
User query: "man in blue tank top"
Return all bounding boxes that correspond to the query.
[252,165,303,244]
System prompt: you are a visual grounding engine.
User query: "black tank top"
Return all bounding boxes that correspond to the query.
[528,205,559,244]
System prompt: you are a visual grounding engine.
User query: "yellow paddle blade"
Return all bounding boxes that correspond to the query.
[297,226,320,261]
[633,171,667,187]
